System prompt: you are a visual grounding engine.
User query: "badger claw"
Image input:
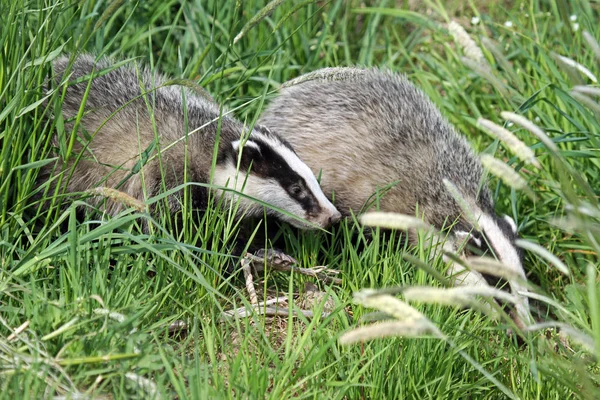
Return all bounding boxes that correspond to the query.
[232,250,340,320]
[244,249,342,284]
[251,248,298,269]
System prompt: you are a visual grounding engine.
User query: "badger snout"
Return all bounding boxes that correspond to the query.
[330,209,342,225]
[310,206,342,228]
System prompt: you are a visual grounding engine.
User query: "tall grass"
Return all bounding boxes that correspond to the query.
[1,0,599,398]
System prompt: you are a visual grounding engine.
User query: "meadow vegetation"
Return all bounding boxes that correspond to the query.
[1,0,599,398]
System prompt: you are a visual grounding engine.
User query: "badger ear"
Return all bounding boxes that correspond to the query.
[454,230,484,250]
[453,230,471,246]
[231,139,261,153]
[231,139,263,171]
[252,124,273,135]
[503,215,518,234]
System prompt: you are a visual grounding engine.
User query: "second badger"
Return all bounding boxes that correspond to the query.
[43,55,340,230]
[260,67,531,325]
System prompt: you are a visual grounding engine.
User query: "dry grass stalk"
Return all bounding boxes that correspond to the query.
[86,187,146,212]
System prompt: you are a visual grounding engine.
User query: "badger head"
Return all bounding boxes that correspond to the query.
[213,126,341,229]
[450,212,531,327]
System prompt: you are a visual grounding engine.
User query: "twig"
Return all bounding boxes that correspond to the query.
[242,254,259,305]
[7,320,30,342]
[222,304,329,319]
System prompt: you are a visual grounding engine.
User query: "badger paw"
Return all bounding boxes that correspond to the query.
[245,249,342,284]
[251,248,298,269]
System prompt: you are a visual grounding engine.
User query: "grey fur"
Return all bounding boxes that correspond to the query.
[261,67,531,324]
[41,54,340,229]
[45,55,220,215]
[261,67,493,228]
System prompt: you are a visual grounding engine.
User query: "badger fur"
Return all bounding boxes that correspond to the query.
[41,55,340,230]
[260,67,531,325]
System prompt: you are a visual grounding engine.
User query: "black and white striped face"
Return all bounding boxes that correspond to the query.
[213,127,341,229]
[453,212,531,325]
[456,214,523,279]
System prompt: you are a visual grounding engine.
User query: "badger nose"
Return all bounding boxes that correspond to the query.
[329,209,342,225]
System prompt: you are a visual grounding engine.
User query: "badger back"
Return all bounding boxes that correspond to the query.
[43,55,340,228]
[45,55,242,214]
[260,67,531,325]
[260,67,493,228]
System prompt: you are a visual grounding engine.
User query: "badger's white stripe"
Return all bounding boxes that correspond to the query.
[252,130,340,218]
[503,214,517,234]
[212,163,313,228]
[479,214,523,277]
[232,139,261,153]
[479,213,532,325]
[212,129,340,229]
[454,230,481,247]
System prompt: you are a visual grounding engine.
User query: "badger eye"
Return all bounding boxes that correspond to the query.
[290,183,304,196]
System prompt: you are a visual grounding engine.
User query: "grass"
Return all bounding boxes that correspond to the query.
[1,0,600,398]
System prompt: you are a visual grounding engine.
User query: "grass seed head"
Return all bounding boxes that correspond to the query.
[403,286,518,309]
[572,85,600,97]
[466,256,527,281]
[553,53,598,83]
[353,291,425,322]
[500,111,559,153]
[514,239,571,276]
[359,212,432,232]
[569,91,600,115]
[443,179,481,230]
[448,21,487,66]
[281,67,368,88]
[339,320,444,345]
[233,0,285,44]
[478,118,540,168]
[583,30,600,62]
[480,154,535,199]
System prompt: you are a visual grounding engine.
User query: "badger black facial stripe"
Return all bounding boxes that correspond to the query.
[469,233,492,257]
[247,137,323,210]
[285,177,310,200]
[221,128,341,229]
[250,139,303,180]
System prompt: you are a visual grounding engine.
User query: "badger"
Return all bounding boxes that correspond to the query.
[260,67,531,326]
[40,54,340,232]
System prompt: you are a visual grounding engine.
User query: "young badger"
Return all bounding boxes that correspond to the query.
[42,55,340,232]
[260,67,531,325]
